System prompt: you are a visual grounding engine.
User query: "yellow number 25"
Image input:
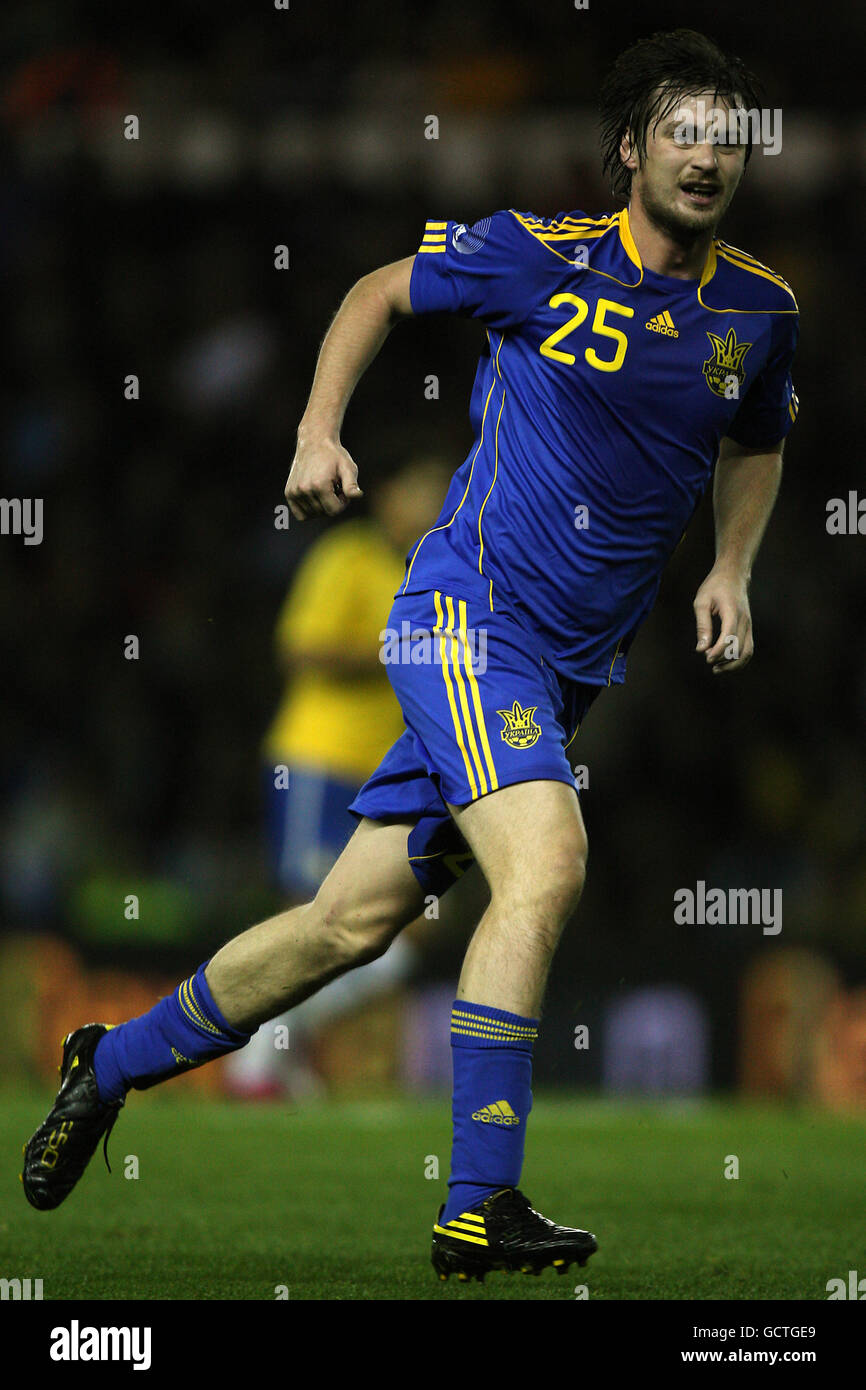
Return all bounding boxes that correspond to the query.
[539,294,633,373]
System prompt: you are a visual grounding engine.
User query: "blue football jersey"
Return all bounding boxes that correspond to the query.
[402,208,799,685]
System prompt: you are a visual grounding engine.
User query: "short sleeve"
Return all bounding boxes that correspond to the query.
[726,313,800,448]
[409,210,543,330]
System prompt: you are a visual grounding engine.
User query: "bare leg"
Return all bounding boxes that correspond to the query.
[448,780,587,1016]
[206,817,426,1031]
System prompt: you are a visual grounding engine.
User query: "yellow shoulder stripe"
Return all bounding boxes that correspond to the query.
[715,245,798,309]
[517,213,616,232]
[717,239,785,273]
[509,210,618,265]
[716,242,794,289]
[523,227,614,242]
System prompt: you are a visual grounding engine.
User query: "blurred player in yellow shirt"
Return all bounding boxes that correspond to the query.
[226,455,449,1097]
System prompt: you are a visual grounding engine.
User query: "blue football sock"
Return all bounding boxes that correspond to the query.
[440,999,538,1226]
[93,961,254,1104]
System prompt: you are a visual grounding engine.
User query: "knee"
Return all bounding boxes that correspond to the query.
[557,840,588,915]
[313,890,406,967]
[495,827,587,929]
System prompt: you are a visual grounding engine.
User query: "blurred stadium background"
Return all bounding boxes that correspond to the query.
[2,0,866,1174]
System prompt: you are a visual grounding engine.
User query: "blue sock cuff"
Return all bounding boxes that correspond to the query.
[182,962,252,1044]
[450,999,538,1051]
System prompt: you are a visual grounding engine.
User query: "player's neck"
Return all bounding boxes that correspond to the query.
[625,199,713,281]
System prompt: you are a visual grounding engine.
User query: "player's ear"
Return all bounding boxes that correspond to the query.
[619,130,637,172]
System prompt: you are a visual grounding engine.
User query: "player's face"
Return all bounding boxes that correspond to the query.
[628,90,747,240]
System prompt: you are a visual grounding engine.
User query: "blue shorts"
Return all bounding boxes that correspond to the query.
[349,590,602,897]
[265,764,360,898]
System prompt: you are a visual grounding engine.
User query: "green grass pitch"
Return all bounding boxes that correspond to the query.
[3,1091,864,1300]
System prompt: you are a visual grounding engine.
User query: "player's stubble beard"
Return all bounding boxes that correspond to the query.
[635,170,741,255]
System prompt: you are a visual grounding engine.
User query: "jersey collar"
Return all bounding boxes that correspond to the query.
[617,207,717,292]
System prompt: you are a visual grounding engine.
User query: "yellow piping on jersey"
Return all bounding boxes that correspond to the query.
[606,639,622,685]
[713,247,798,309]
[716,237,796,285]
[509,210,618,269]
[516,216,617,240]
[524,229,615,242]
[510,208,661,291]
[402,373,498,593]
[697,241,797,315]
[517,212,616,229]
[477,331,505,612]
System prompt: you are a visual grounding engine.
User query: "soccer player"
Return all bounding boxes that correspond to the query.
[23,29,798,1286]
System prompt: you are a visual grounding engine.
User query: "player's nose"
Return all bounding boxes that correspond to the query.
[689,143,721,171]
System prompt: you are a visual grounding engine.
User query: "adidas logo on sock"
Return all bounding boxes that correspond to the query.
[472,1099,520,1126]
[171,1047,198,1068]
[645,310,679,337]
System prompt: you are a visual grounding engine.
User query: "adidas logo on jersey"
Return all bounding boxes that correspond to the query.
[645,310,679,338]
[472,1099,520,1126]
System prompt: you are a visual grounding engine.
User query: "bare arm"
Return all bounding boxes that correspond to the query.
[285,257,416,520]
[693,436,784,674]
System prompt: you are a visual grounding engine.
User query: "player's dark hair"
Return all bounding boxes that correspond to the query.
[599,29,764,200]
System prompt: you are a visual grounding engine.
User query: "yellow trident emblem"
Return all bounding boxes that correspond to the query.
[497,700,542,749]
[702,327,752,398]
